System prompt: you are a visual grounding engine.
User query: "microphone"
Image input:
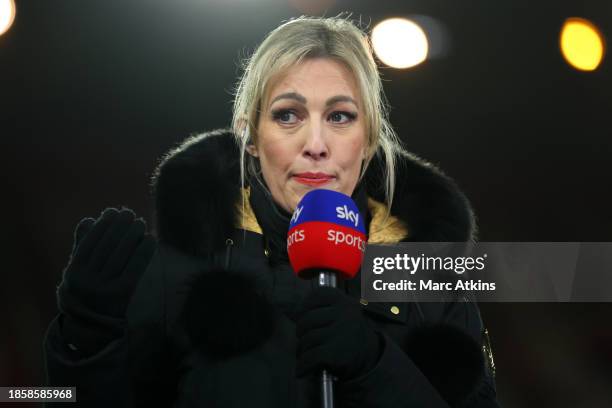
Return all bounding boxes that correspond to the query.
[287,189,366,408]
[287,189,367,280]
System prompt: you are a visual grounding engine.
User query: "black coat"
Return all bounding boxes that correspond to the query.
[44,129,500,407]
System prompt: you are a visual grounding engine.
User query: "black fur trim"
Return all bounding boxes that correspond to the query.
[180,268,277,359]
[403,324,485,407]
[150,129,477,256]
[365,150,478,242]
[150,129,241,257]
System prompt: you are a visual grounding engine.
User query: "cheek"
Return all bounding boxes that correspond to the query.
[259,140,293,179]
[341,138,366,174]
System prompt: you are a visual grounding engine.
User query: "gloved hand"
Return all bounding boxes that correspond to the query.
[295,286,382,380]
[57,208,156,342]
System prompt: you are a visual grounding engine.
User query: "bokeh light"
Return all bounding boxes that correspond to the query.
[560,17,606,71]
[371,18,429,69]
[288,0,336,16]
[0,0,16,36]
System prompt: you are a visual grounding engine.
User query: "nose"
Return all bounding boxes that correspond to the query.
[302,122,329,161]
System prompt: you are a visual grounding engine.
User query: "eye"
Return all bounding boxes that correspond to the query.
[271,109,300,125]
[328,111,357,124]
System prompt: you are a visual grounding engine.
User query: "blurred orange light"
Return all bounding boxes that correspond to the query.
[560,17,606,71]
[288,0,336,16]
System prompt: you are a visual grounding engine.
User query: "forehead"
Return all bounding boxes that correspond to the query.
[264,58,360,106]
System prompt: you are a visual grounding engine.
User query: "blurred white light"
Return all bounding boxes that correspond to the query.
[371,18,429,69]
[0,0,16,36]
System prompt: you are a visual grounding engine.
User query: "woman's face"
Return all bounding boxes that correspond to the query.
[251,58,367,213]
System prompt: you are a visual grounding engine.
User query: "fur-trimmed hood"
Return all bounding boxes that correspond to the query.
[150,128,477,257]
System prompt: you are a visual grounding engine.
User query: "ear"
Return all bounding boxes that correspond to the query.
[246,144,259,157]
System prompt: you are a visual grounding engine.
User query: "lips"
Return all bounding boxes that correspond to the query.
[292,172,335,186]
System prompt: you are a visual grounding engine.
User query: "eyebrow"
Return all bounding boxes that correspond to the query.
[268,92,358,109]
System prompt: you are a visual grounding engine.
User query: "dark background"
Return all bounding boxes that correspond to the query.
[1,0,611,406]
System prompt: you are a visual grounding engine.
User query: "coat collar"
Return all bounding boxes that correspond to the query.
[150,128,477,257]
[235,187,409,244]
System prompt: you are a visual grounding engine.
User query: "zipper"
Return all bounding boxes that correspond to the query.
[224,238,234,269]
[263,236,271,259]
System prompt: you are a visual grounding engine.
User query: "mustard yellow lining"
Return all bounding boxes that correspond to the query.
[366,197,409,244]
[235,187,409,243]
[235,187,263,235]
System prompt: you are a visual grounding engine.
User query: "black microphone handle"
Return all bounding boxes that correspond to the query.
[317,270,337,408]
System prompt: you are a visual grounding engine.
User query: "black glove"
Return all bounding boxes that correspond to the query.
[57,208,156,353]
[295,286,382,380]
[180,247,277,359]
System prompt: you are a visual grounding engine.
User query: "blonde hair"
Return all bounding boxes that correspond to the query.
[231,14,406,214]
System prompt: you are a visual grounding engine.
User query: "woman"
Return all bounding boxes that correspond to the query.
[44,15,499,407]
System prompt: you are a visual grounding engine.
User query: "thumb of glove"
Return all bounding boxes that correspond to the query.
[71,217,96,257]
